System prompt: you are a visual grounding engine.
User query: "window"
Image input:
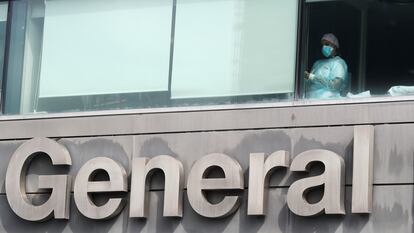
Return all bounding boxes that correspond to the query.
[300,0,414,100]
[4,0,173,114]
[0,1,7,110]
[171,0,298,100]
[2,0,299,114]
[5,0,413,115]
[39,0,172,99]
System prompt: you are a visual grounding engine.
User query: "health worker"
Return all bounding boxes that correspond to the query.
[304,33,348,99]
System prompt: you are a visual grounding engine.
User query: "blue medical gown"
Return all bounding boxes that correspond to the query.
[306,56,348,99]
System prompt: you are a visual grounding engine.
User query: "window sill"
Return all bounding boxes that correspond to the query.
[1,95,414,122]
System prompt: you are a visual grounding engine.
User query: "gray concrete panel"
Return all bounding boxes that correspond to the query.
[0,185,411,233]
[132,125,409,188]
[0,194,129,233]
[0,137,132,193]
[132,124,414,188]
[1,101,414,140]
[288,186,414,233]
[0,141,24,193]
[373,124,414,184]
[1,124,414,194]
[132,128,294,190]
[127,189,289,233]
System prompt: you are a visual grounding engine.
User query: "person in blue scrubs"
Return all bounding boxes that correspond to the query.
[305,33,348,99]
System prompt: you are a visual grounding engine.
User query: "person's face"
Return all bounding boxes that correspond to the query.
[321,39,337,56]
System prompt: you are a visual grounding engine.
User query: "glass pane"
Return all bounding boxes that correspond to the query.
[365,1,414,97]
[5,0,173,114]
[300,0,414,100]
[0,2,8,111]
[172,0,299,100]
[39,0,172,98]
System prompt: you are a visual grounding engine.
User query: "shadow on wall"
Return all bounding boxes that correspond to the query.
[1,194,67,233]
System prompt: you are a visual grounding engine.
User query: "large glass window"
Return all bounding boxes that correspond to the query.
[2,0,414,115]
[2,0,299,114]
[4,0,173,114]
[300,0,414,100]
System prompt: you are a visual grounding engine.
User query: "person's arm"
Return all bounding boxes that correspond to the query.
[304,61,320,80]
[309,60,347,91]
[310,74,343,91]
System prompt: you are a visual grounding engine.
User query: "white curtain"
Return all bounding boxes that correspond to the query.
[38,0,173,98]
[0,2,7,21]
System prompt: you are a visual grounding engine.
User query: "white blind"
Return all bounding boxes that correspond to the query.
[0,2,7,22]
[39,0,172,98]
[171,0,298,99]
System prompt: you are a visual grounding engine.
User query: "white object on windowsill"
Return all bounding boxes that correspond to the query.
[388,86,414,96]
[346,91,371,98]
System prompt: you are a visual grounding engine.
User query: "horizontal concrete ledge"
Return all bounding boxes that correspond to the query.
[0,101,414,139]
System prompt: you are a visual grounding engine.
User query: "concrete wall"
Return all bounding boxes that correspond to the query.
[0,111,413,233]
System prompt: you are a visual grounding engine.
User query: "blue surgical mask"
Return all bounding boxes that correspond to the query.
[322,45,334,58]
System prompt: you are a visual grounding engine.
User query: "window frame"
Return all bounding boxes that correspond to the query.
[1,0,414,119]
[0,0,11,114]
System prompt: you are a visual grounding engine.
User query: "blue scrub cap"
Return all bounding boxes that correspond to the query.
[322,33,339,49]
